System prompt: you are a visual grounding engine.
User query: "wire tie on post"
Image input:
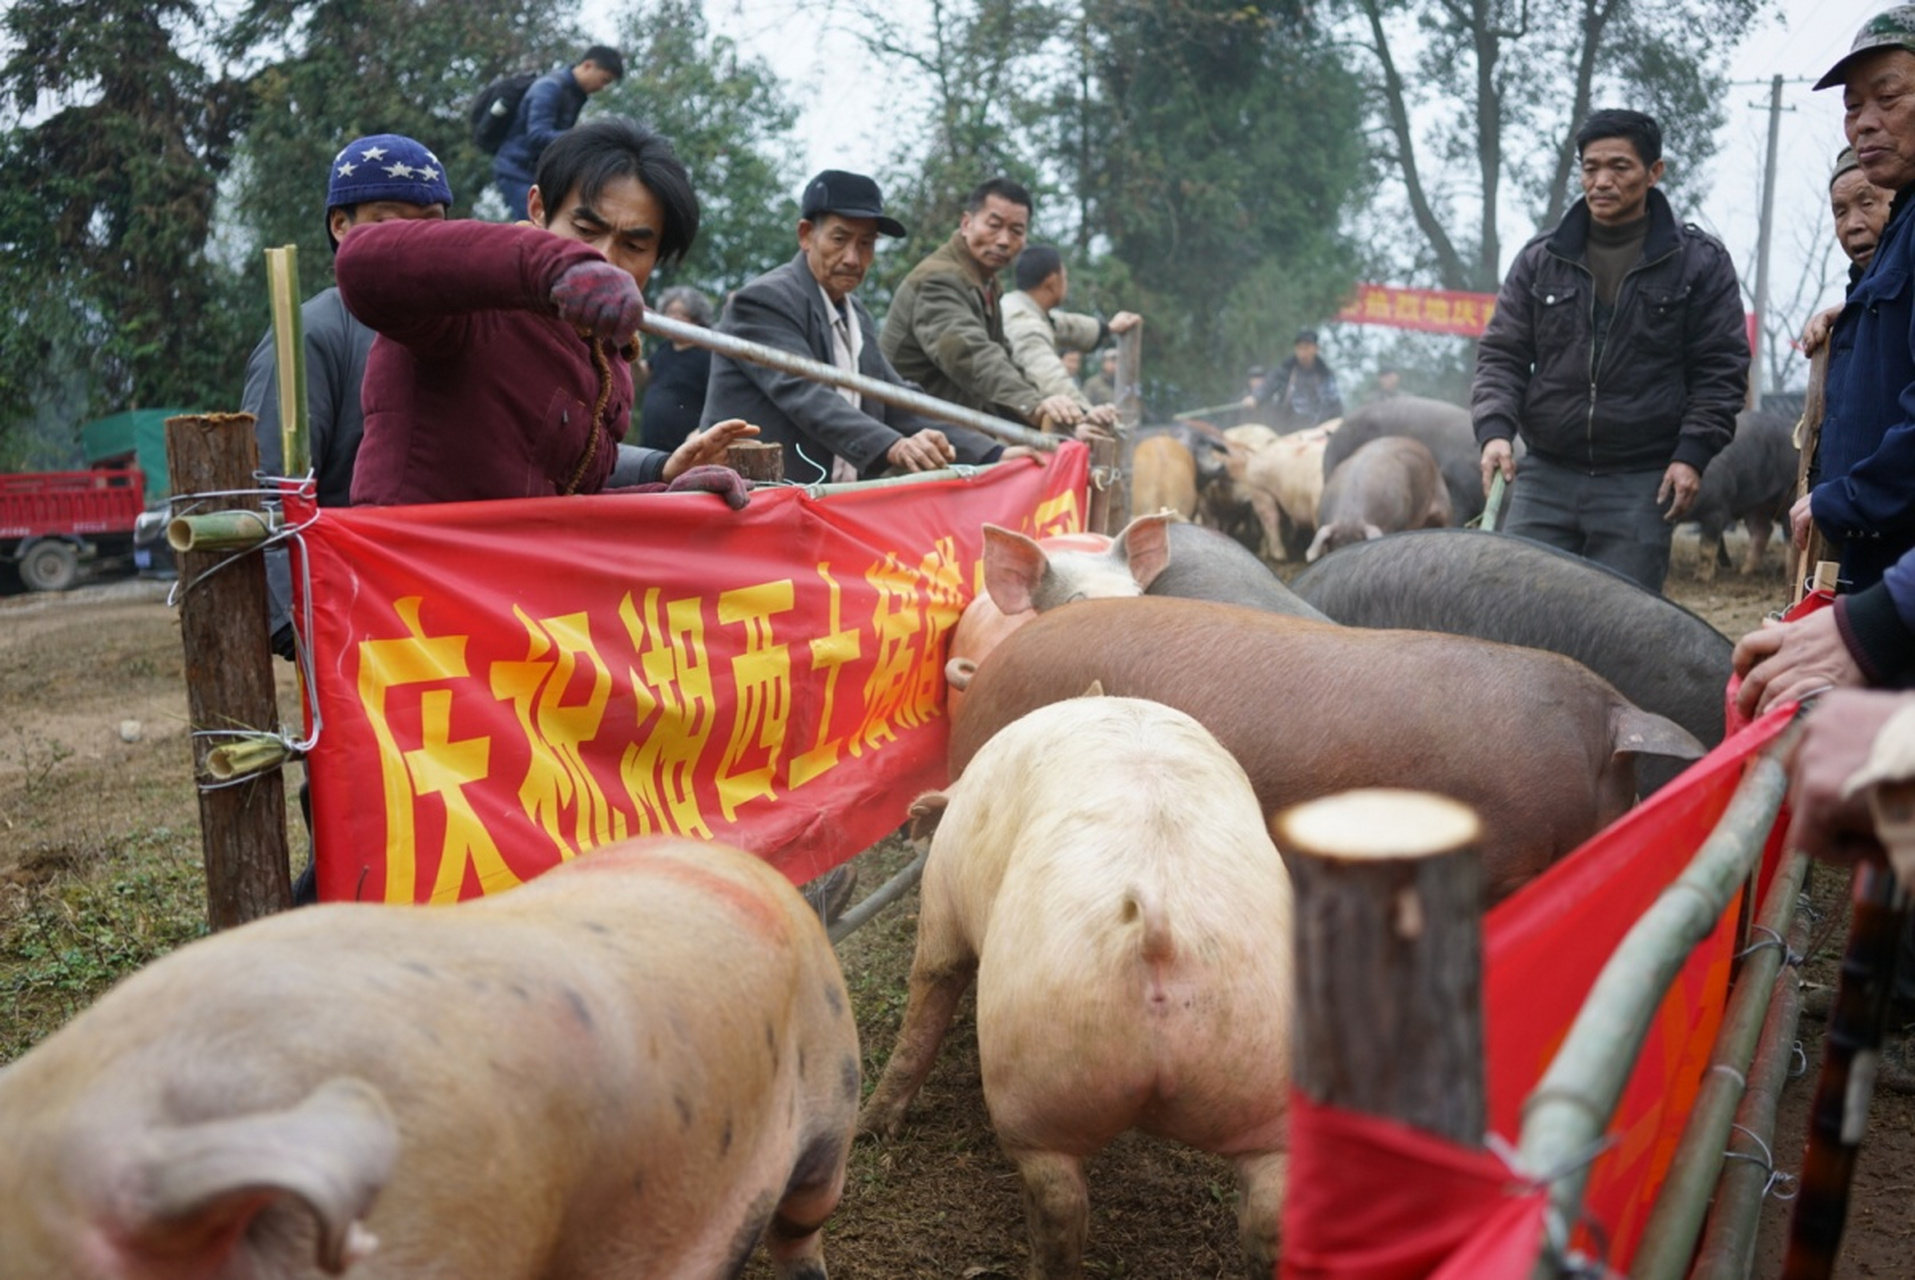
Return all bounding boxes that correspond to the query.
[1733,924,1787,962]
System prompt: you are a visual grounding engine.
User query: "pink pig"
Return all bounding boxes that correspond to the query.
[0,838,858,1280]
[860,695,1293,1280]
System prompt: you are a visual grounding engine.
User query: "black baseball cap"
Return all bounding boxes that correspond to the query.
[800,170,906,238]
[1295,328,1319,344]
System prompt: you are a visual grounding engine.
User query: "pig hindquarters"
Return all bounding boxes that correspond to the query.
[861,696,1292,1280]
[1308,436,1452,561]
[0,838,859,1280]
[950,597,1706,905]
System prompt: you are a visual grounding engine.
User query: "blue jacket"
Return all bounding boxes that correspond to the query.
[1837,545,1915,688]
[1816,185,1915,591]
[492,66,587,184]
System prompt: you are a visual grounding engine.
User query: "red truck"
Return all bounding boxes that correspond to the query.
[0,467,147,592]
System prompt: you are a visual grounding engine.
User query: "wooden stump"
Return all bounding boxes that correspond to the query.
[1275,788,1487,1142]
[726,439,784,485]
[166,412,292,929]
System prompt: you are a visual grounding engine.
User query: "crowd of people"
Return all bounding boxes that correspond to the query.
[243,20,1915,968]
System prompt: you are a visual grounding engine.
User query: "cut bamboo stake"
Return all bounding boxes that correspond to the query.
[1088,435,1119,536]
[1688,867,1813,1280]
[1518,745,1790,1274]
[265,245,309,480]
[168,509,277,554]
[1631,847,1807,1280]
[725,439,784,485]
[165,412,292,928]
[1789,345,1829,606]
[1276,789,1487,1143]
[639,310,1059,452]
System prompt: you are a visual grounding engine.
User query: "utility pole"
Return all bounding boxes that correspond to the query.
[1750,74,1783,411]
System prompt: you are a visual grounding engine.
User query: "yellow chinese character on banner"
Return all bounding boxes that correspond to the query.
[490,608,625,860]
[715,580,795,820]
[912,538,967,718]
[617,589,718,838]
[1424,295,1453,327]
[855,553,932,752]
[1363,288,1392,320]
[790,565,864,789]
[1394,291,1422,322]
[354,596,504,903]
[1453,297,1481,331]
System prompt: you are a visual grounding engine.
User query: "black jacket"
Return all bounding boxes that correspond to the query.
[1471,187,1747,474]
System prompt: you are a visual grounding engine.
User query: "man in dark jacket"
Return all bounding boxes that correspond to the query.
[1247,329,1342,430]
[491,45,622,221]
[1791,8,1915,595]
[1473,108,1748,593]
[701,170,1010,484]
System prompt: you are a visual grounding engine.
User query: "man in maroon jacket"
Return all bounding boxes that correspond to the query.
[339,117,754,505]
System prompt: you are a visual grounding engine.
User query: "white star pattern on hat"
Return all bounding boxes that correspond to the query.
[336,161,356,177]
[419,165,440,181]
[383,162,414,178]
[360,145,388,161]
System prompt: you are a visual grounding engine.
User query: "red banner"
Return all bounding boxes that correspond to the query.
[1337,284,1500,336]
[289,446,1089,904]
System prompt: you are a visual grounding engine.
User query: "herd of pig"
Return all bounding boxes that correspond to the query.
[1138,394,1801,580]
[0,466,1759,1279]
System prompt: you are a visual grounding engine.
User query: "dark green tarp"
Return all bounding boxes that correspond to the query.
[80,408,197,501]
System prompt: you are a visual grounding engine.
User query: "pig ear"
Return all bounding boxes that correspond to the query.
[1305,526,1333,562]
[981,524,1045,616]
[908,791,950,842]
[1078,679,1105,698]
[1116,512,1172,590]
[120,1077,397,1278]
[1362,522,1384,542]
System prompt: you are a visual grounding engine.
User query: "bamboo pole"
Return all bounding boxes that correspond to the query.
[1088,434,1120,535]
[1174,399,1252,423]
[1631,847,1808,1280]
[1518,745,1791,1274]
[1688,861,1812,1280]
[638,311,1059,452]
[169,509,278,554]
[1114,323,1144,431]
[1789,346,1830,606]
[165,412,293,928]
[265,246,310,479]
[1276,789,1488,1142]
[1783,861,1913,1280]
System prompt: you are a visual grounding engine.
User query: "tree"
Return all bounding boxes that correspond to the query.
[1348,0,1773,293]
[0,0,249,451]
[600,0,803,298]
[1083,0,1371,404]
[219,0,574,297]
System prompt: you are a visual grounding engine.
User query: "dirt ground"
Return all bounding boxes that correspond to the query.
[0,530,1909,1277]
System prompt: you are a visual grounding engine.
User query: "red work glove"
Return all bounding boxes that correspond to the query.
[550,261,644,347]
[665,464,751,510]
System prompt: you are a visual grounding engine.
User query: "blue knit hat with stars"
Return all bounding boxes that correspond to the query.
[325,134,453,245]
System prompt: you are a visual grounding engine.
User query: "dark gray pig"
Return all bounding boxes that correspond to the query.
[1308,436,1451,561]
[1686,409,1798,581]
[1322,395,1521,527]
[1150,521,1330,619]
[1290,528,1731,792]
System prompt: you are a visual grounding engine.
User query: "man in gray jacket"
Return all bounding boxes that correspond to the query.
[1002,244,1139,428]
[242,133,452,653]
[1473,109,1747,593]
[700,170,1010,484]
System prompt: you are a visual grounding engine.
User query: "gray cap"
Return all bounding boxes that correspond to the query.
[1832,146,1864,188]
[1815,5,1915,90]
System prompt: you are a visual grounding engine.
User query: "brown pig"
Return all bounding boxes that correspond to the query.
[0,838,859,1280]
[1129,432,1200,521]
[1307,435,1451,561]
[861,695,1293,1280]
[949,596,1706,905]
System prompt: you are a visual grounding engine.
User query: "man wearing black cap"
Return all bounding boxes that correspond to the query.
[1788,6,1915,598]
[700,169,1011,483]
[1246,329,1342,431]
[1473,108,1746,593]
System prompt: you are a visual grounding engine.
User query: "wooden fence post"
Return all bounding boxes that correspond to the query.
[726,439,785,486]
[1275,788,1488,1142]
[165,412,292,929]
